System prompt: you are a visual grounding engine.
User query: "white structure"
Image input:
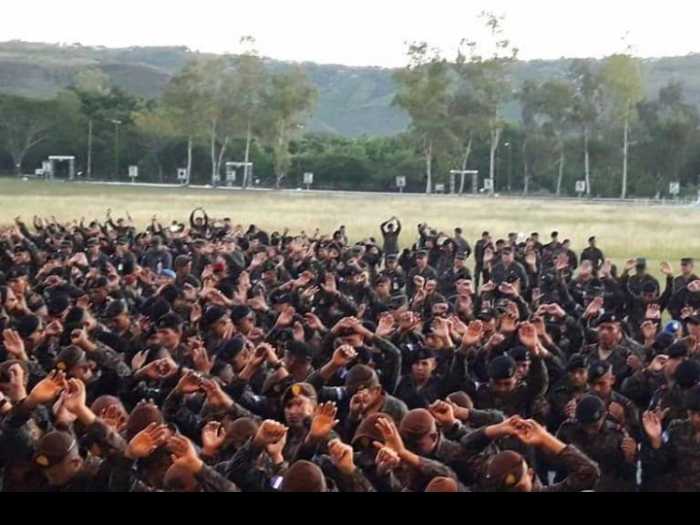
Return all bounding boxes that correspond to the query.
[43,156,76,180]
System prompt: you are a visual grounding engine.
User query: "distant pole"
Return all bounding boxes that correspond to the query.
[87,119,93,179]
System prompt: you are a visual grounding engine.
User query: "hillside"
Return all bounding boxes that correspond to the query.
[2,41,700,137]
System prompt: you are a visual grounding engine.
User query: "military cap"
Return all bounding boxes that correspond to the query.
[55,345,88,372]
[116,237,130,245]
[13,314,40,339]
[262,259,277,272]
[203,305,227,326]
[426,477,459,493]
[6,267,28,281]
[636,257,647,268]
[93,276,109,289]
[126,402,164,440]
[47,295,71,317]
[59,239,73,249]
[270,291,292,305]
[385,253,399,262]
[146,298,171,322]
[64,307,86,327]
[399,409,436,442]
[157,312,183,332]
[286,341,313,361]
[485,450,526,491]
[407,346,435,365]
[567,353,587,372]
[455,252,467,261]
[281,382,318,407]
[34,431,78,468]
[227,417,259,447]
[86,237,100,248]
[642,281,658,294]
[667,342,689,360]
[352,412,390,447]
[282,460,326,492]
[345,364,380,396]
[682,258,695,266]
[488,355,517,380]
[685,385,700,412]
[416,250,429,258]
[595,312,621,327]
[576,395,606,424]
[653,332,676,354]
[216,337,246,362]
[231,305,252,322]
[509,346,530,363]
[477,309,497,322]
[102,299,128,320]
[587,360,612,383]
[174,254,191,269]
[675,359,700,389]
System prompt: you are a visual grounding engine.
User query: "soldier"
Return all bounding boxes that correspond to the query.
[580,237,605,272]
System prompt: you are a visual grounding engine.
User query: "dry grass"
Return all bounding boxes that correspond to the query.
[1,178,698,280]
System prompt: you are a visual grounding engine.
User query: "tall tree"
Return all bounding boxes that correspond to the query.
[262,67,317,189]
[133,104,177,182]
[456,12,518,195]
[518,80,540,195]
[72,68,111,179]
[0,95,58,175]
[600,53,643,199]
[568,59,604,197]
[393,43,456,194]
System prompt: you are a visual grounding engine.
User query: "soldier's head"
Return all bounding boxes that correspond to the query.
[635,257,647,276]
[374,275,391,296]
[488,355,518,395]
[55,346,96,384]
[102,299,130,333]
[579,260,593,278]
[416,250,429,269]
[595,313,621,348]
[485,450,535,492]
[588,236,596,248]
[346,365,383,409]
[567,354,588,388]
[281,383,317,429]
[682,258,695,276]
[156,313,183,350]
[454,252,466,269]
[509,347,531,382]
[409,347,437,385]
[687,316,700,340]
[501,246,514,265]
[163,463,200,492]
[587,361,615,398]
[34,431,83,487]
[686,385,700,432]
[385,253,398,269]
[576,395,607,434]
[399,409,439,456]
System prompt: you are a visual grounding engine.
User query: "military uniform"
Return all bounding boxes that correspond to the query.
[641,419,700,492]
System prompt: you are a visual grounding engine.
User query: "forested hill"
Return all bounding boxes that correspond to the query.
[2,41,700,137]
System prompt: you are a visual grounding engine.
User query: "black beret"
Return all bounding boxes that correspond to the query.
[575,395,606,424]
[595,312,621,326]
[587,360,612,383]
[216,337,246,362]
[385,253,399,262]
[13,314,40,339]
[34,431,78,468]
[567,353,587,372]
[682,258,695,266]
[508,346,530,363]
[653,332,676,354]
[408,346,435,365]
[47,294,71,317]
[174,254,192,269]
[147,298,171,322]
[203,305,227,326]
[55,345,88,371]
[102,299,128,320]
[231,305,252,322]
[488,355,517,380]
[6,267,28,281]
[416,250,428,258]
[642,282,658,294]
[157,312,183,331]
[666,342,689,360]
[286,341,313,361]
[345,364,380,395]
[86,237,100,247]
[675,359,700,389]
[281,382,318,407]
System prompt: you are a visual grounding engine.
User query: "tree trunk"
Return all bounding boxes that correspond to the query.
[215,137,229,182]
[556,145,565,196]
[489,127,502,195]
[186,136,193,186]
[243,122,252,189]
[87,119,93,179]
[425,140,433,194]
[621,110,630,199]
[522,138,529,195]
[458,135,473,194]
[210,120,218,186]
[157,160,163,183]
[584,126,591,197]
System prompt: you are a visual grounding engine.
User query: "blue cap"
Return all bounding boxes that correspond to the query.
[159,269,176,279]
[665,321,682,334]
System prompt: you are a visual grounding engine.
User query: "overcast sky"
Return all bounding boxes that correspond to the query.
[4,0,700,67]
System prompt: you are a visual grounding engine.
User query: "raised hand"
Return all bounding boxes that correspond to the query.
[608,402,625,424]
[660,261,673,276]
[429,400,457,428]
[254,420,289,447]
[328,438,356,474]
[332,344,358,368]
[2,329,28,360]
[309,402,339,440]
[640,320,657,342]
[376,314,396,338]
[201,421,226,456]
[374,416,406,456]
[175,370,203,394]
[621,432,637,463]
[100,404,127,432]
[374,444,401,476]
[518,322,539,352]
[200,378,233,409]
[27,370,67,406]
[126,422,170,459]
[461,321,484,348]
[168,434,204,474]
[642,410,663,449]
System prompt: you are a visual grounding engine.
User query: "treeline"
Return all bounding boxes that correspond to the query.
[1,26,700,198]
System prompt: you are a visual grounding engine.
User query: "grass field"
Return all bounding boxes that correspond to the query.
[0,178,698,280]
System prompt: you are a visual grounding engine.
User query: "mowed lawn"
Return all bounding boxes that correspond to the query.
[0,178,698,280]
